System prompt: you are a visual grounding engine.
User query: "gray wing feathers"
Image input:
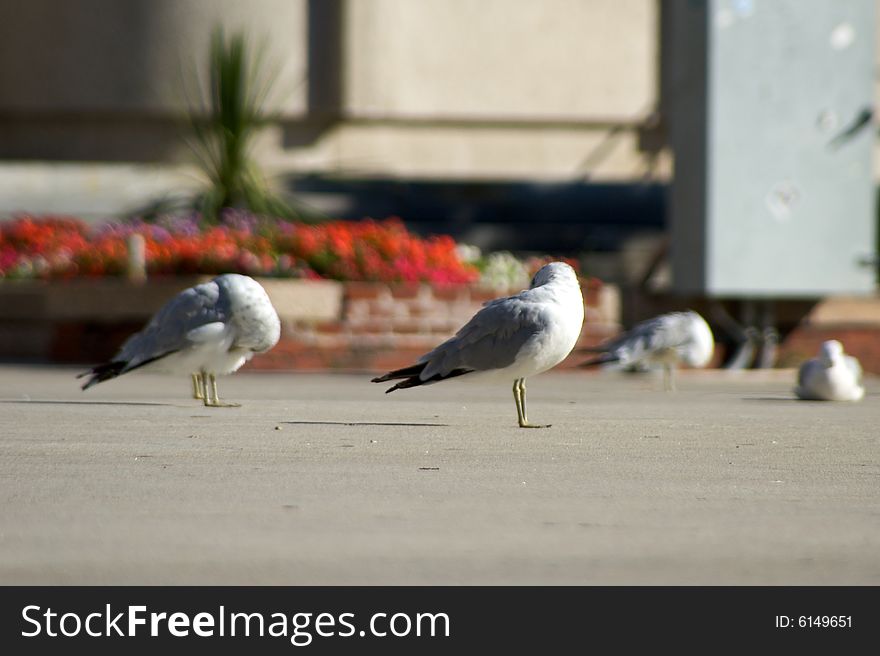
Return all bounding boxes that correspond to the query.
[844,355,863,385]
[608,313,694,362]
[118,281,227,369]
[419,297,544,379]
[797,361,811,388]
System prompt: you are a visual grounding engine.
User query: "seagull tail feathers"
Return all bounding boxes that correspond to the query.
[370,362,427,385]
[78,361,128,390]
[77,351,176,391]
[371,362,474,393]
[577,345,609,353]
[577,352,619,368]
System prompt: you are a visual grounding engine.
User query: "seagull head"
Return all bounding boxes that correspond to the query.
[819,339,844,366]
[529,262,578,289]
[681,312,715,368]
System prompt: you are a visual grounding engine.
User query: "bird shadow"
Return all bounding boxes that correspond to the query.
[0,399,175,407]
[741,396,803,402]
[282,420,449,427]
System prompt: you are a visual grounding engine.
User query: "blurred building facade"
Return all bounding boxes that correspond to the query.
[0,1,876,275]
[1,0,879,370]
[0,0,665,219]
[0,0,661,177]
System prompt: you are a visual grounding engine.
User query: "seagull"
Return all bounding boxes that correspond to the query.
[78,273,281,406]
[371,262,584,428]
[580,310,714,391]
[794,340,864,401]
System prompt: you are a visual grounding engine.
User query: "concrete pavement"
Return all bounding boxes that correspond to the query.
[0,365,878,585]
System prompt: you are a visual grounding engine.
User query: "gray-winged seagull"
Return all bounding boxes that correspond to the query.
[372,262,584,428]
[79,273,280,406]
[580,310,714,391]
[795,339,864,402]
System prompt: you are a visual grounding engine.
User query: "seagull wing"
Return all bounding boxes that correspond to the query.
[605,313,694,364]
[373,291,547,391]
[844,355,864,387]
[418,293,546,380]
[794,358,823,399]
[116,279,229,372]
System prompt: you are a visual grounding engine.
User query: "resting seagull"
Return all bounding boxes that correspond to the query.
[372,262,584,428]
[580,310,714,391]
[794,340,864,402]
[78,273,281,406]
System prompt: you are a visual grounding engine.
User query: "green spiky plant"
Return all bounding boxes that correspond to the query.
[184,27,315,223]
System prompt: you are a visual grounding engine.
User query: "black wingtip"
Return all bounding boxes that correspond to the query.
[384,378,421,393]
[78,351,177,391]
[384,367,475,393]
[576,345,607,354]
[578,353,618,368]
[78,361,128,390]
[371,362,427,385]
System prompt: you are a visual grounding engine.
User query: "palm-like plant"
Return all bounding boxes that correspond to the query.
[186,27,312,223]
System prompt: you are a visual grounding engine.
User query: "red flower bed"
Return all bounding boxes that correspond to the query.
[0,214,480,285]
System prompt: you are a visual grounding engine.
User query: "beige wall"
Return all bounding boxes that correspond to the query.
[2,0,878,217]
[0,0,308,115]
[0,0,307,163]
[344,0,655,121]
[273,0,663,181]
[0,0,662,187]
[290,0,663,181]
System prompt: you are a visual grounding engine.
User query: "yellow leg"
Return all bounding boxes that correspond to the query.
[663,364,676,392]
[202,373,240,408]
[192,373,204,399]
[514,378,550,429]
[513,379,525,425]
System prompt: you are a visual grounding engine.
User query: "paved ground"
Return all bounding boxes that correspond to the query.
[0,364,878,585]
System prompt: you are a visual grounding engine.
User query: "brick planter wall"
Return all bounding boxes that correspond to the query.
[7,276,877,373]
[619,291,880,373]
[258,277,620,371]
[0,277,620,372]
[780,326,880,370]
[773,297,880,372]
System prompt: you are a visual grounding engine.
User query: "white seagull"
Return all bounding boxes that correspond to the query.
[79,273,281,406]
[794,340,864,402]
[580,310,714,391]
[371,262,584,428]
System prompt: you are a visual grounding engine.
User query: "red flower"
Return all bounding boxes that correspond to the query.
[0,214,481,285]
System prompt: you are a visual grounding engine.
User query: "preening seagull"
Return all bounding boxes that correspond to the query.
[78,273,281,406]
[580,310,714,391]
[371,262,584,428]
[794,340,864,402]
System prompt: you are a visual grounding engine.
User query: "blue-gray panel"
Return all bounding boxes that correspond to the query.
[671,0,876,297]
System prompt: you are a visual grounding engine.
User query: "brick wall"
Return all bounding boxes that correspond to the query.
[777,326,880,371]
[6,278,880,373]
[253,277,620,371]
[0,277,620,371]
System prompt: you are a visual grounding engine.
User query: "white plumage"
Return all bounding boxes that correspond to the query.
[372,262,585,428]
[79,273,280,406]
[795,340,864,402]
[581,310,714,391]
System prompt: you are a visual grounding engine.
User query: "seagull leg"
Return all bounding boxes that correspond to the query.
[514,378,551,429]
[663,364,677,392]
[203,373,240,408]
[513,379,525,425]
[191,373,204,400]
